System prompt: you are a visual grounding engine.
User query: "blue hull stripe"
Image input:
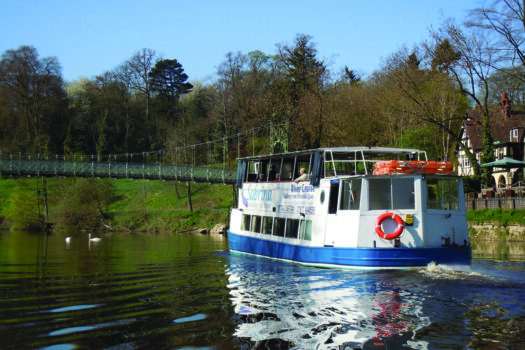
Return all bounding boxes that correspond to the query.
[228,231,471,268]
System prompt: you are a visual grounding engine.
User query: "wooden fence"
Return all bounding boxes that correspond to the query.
[465,198,525,210]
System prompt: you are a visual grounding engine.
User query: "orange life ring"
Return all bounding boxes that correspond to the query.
[375,212,404,240]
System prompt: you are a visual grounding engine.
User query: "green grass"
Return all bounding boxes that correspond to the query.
[467,208,525,227]
[0,177,234,232]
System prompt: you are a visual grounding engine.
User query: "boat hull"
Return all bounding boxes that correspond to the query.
[228,231,471,269]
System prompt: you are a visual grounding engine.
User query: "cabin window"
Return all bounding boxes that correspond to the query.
[392,178,415,209]
[299,220,312,241]
[328,180,340,214]
[340,179,361,210]
[285,219,300,239]
[273,217,286,237]
[281,162,293,181]
[426,177,459,210]
[262,217,273,234]
[251,215,262,233]
[369,178,391,210]
[369,177,415,210]
[241,214,251,231]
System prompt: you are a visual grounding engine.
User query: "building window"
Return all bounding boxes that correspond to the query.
[510,128,519,142]
[498,148,504,160]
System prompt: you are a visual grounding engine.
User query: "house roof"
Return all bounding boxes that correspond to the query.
[462,109,525,150]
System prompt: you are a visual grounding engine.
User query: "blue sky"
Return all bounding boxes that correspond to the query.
[2,0,480,83]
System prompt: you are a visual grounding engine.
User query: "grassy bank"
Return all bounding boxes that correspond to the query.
[467,208,525,227]
[467,208,525,241]
[2,177,523,239]
[0,177,234,232]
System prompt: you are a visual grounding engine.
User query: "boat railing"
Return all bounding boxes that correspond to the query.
[324,149,428,178]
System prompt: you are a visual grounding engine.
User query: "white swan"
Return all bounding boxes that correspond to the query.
[88,233,101,242]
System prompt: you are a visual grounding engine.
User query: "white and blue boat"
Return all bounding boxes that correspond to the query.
[227,147,471,269]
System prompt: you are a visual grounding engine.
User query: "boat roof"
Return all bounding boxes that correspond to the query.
[238,146,426,161]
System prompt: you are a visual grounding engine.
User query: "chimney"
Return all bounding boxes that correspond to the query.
[501,92,511,118]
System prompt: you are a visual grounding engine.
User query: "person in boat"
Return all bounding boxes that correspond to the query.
[295,168,307,182]
[255,173,266,182]
[268,165,277,181]
[274,173,281,182]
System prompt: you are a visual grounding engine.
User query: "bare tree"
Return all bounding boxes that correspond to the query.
[120,48,160,142]
[427,20,500,179]
[467,0,525,69]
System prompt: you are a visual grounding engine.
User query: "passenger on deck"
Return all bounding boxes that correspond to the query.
[268,165,277,181]
[274,173,281,182]
[295,168,307,182]
[255,173,265,183]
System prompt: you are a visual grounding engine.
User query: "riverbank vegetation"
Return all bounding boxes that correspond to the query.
[0,177,233,232]
[467,208,525,227]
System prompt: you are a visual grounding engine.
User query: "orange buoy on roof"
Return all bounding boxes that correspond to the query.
[373,160,453,175]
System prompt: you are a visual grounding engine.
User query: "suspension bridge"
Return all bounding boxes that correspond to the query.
[0,123,288,185]
[0,153,237,184]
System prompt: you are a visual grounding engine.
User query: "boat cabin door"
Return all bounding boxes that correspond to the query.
[324,180,340,246]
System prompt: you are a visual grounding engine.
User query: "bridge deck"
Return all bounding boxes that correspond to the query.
[0,158,237,184]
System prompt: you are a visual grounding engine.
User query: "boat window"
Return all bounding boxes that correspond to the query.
[285,219,300,239]
[273,217,286,237]
[340,179,361,210]
[241,214,251,231]
[251,215,262,233]
[281,162,293,181]
[369,177,415,210]
[426,177,459,210]
[262,216,273,234]
[392,178,415,209]
[328,180,340,214]
[299,220,312,241]
[369,178,391,210]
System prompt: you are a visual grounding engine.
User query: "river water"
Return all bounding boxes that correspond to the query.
[0,231,524,350]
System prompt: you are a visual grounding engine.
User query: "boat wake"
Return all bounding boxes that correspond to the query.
[418,261,481,279]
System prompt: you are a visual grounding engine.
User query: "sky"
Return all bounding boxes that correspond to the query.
[1,0,482,84]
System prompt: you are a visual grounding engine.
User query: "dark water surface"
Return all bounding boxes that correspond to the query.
[0,231,524,349]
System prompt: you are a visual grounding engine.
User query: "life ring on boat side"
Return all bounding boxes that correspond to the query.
[375,212,404,240]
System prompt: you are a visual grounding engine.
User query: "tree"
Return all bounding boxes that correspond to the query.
[275,34,327,149]
[0,45,68,153]
[149,58,193,209]
[370,46,467,160]
[343,66,361,85]
[149,59,193,148]
[149,59,193,119]
[467,0,525,70]
[118,48,160,144]
[428,20,499,182]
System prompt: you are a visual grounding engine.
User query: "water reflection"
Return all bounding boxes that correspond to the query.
[226,253,525,349]
[226,254,432,349]
[472,240,525,261]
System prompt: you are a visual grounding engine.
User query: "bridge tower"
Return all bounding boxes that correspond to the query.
[269,121,289,155]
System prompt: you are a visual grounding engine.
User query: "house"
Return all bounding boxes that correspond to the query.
[456,93,525,188]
